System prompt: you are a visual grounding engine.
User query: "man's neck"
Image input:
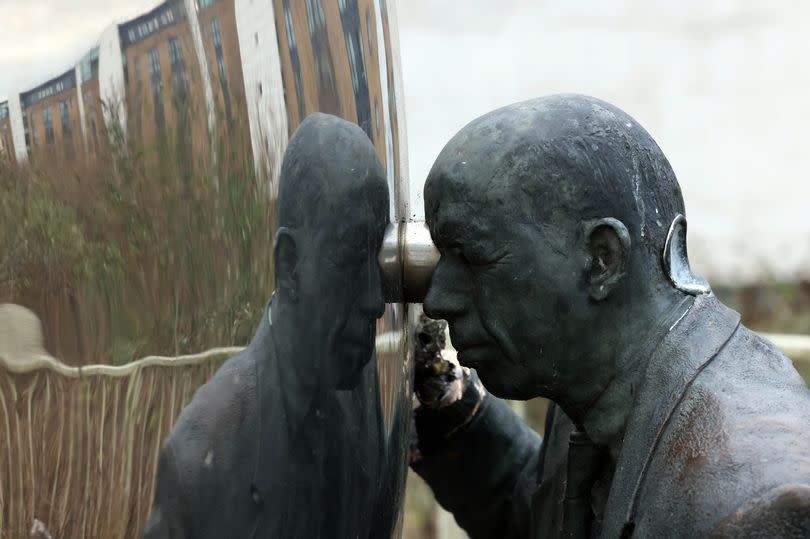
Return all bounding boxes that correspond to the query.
[267,301,324,439]
[576,289,693,458]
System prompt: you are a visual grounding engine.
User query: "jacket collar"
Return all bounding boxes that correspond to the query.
[601,293,741,536]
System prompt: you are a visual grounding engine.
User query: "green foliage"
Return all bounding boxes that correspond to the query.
[0,95,275,365]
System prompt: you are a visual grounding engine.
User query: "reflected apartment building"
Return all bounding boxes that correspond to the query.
[2,0,399,186]
[19,69,85,164]
[0,102,13,159]
[272,0,387,162]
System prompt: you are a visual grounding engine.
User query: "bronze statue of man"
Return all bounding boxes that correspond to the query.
[144,113,393,538]
[411,94,810,538]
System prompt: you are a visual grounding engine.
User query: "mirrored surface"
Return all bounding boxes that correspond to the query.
[0,1,411,537]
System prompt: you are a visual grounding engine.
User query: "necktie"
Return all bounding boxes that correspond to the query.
[562,427,606,538]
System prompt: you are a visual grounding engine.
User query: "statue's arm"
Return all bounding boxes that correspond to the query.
[411,373,542,539]
[143,438,189,539]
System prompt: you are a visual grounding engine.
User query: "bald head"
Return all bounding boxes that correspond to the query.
[425,94,684,260]
[278,113,388,233]
[423,95,696,401]
[273,113,389,390]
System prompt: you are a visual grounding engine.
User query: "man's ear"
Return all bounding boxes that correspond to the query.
[274,227,299,302]
[582,218,631,301]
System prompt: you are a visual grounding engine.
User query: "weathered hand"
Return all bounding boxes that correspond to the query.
[411,314,486,463]
[413,314,465,408]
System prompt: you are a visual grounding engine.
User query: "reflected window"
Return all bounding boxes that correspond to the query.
[345,30,366,94]
[211,18,232,122]
[59,101,70,137]
[284,7,297,51]
[22,114,31,155]
[339,0,370,134]
[211,18,222,49]
[305,0,326,35]
[306,0,338,113]
[195,0,215,11]
[133,56,143,136]
[43,107,54,145]
[148,47,165,129]
[60,101,74,160]
[168,37,187,95]
[366,9,373,51]
[283,1,306,123]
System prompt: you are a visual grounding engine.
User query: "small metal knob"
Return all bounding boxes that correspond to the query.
[379,221,439,303]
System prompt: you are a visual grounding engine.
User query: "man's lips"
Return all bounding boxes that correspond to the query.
[456,344,497,367]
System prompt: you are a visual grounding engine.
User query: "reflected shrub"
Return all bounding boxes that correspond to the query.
[0,95,275,365]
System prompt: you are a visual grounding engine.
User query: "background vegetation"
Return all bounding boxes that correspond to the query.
[0,98,275,366]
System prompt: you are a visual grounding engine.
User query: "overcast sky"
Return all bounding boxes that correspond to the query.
[3,0,809,283]
[0,0,157,98]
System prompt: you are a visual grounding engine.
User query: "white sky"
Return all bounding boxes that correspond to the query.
[2,0,809,283]
[0,0,156,99]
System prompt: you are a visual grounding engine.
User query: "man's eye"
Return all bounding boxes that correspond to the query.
[460,250,489,267]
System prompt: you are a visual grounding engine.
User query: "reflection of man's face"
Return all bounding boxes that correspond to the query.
[424,179,584,401]
[299,179,388,391]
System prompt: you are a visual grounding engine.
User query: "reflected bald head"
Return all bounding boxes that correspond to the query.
[278,113,388,232]
[425,94,685,260]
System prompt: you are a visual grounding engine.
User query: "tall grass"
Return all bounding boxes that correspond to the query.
[0,91,276,365]
[0,92,276,537]
[0,357,229,538]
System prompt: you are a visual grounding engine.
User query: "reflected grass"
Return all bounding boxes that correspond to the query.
[0,93,275,365]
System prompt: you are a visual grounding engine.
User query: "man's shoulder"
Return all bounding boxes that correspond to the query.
[698,324,810,441]
[164,348,260,482]
[148,343,273,538]
[636,324,810,535]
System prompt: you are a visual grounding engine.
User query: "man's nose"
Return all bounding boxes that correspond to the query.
[423,256,468,320]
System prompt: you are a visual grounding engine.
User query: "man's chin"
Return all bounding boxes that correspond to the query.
[473,365,537,401]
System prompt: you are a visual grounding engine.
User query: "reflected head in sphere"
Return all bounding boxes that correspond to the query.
[274,113,389,390]
[144,113,393,539]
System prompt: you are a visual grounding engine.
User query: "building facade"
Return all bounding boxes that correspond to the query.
[119,0,208,148]
[197,0,247,132]
[19,69,85,164]
[1,0,394,186]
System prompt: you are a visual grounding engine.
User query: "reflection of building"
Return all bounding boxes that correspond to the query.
[1,0,399,187]
[272,0,386,162]
[118,0,223,150]
[197,0,246,130]
[77,48,105,161]
[0,102,13,159]
[19,69,85,164]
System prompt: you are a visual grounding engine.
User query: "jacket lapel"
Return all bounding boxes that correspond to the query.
[601,294,740,537]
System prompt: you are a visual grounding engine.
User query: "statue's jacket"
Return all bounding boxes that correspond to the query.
[143,304,395,539]
[413,294,810,538]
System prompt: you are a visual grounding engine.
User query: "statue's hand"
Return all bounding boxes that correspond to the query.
[413,315,465,408]
[411,314,485,463]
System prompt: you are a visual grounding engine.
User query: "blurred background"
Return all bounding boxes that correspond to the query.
[1,1,809,538]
